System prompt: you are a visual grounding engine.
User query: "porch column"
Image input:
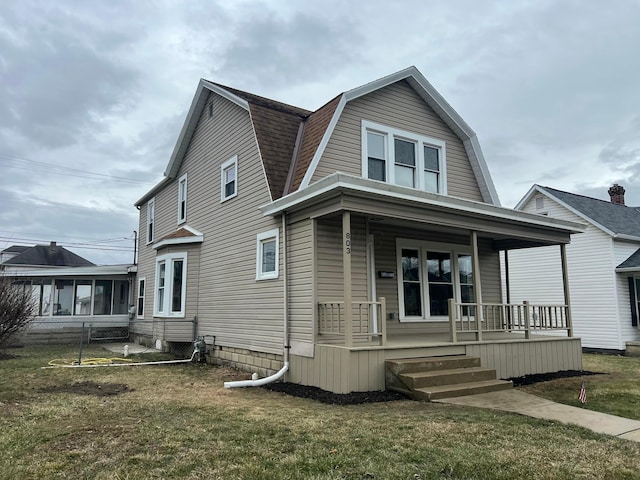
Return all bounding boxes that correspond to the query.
[343,212,353,347]
[560,243,573,337]
[504,250,511,304]
[471,231,483,340]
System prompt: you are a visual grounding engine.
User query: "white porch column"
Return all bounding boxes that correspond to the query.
[560,243,573,337]
[343,212,353,347]
[471,231,483,340]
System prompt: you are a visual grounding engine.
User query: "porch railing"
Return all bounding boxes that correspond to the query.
[448,299,572,342]
[318,297,387,346]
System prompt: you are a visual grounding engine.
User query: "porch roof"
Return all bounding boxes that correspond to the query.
[261,173,586,249]
[5,264,136,278]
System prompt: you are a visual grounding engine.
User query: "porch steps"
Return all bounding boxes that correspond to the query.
[385,355,512,401]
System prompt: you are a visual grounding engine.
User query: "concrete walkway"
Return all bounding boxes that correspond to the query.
[433,389,640,442]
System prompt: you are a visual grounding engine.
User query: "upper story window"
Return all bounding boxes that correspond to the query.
[177,174,187,224]
[362,120,447,194]
[147,198,155,244]
[221,155,238,202]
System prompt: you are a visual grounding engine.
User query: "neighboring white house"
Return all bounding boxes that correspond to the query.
[505,184,640,352]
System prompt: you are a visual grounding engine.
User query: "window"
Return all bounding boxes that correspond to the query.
[53,280,73,316]
[397,239,473,321]
[147,198,155,243]
[94,280,113,315]
[221,156,238,202]
[256,229,279,280]
[177,174,187,224]
[74,281,92,315]
[362,120,446,194]
[154,252,187,316]
[137,277,146,318]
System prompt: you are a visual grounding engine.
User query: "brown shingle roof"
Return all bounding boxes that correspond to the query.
[162,228,197,240]
[211,83,311,199]
[288,94,342,193]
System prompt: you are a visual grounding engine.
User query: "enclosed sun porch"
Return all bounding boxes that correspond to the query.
[264,174,586,393]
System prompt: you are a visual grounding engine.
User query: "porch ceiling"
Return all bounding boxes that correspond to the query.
[262,173,585,250]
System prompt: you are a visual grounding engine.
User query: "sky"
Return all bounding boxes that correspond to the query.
[1,0,639,265]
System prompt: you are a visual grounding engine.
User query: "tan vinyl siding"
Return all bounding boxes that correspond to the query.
[315,216,368,303]
[288,218,314,344]
[135,91,284,354]
[311,80,484,202]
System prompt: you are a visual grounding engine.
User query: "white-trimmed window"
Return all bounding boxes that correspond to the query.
[256,229,279,280]
[177,174,187,224]
[362,120,447,194]
[154,252,187,317]
[137,277,146,318]
[396,239,473,321]
[221,155,238,202]
[147,198,155,244]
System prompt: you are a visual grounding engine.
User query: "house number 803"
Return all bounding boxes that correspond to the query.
[345,232,351,254]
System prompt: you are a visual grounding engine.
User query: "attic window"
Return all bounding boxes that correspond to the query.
[535,197,544,210]
[362,120,447,194]
[208,102,213,118]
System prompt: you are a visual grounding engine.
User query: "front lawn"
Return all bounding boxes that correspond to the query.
[1,346,639,479]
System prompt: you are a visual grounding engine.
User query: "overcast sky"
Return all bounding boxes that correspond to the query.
[1,0,639,265]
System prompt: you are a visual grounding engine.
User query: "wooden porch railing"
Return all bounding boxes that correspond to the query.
[318,297,387,346]
[448,299,573,342]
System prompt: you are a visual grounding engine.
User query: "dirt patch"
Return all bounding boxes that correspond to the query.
[509,370,603,387]
[39,381,132,397]
[263,382,406,405]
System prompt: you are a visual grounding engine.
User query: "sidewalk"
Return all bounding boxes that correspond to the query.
[433,389,640,442]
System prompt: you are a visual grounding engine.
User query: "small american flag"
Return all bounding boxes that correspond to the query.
[579,381,587,404]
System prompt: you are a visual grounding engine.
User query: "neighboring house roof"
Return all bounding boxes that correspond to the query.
[136,66,500,207]
[0,243,94,267]
[1,245,30,254]
[617,248,640,271]
[518,185,640,240]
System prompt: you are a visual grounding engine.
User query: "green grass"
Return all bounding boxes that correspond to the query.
[1,346,639,479]
[520,353,640,420]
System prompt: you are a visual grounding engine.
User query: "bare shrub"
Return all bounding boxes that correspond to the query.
[0,274,36,347]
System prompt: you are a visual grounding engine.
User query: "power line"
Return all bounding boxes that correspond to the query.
[0,152,156,185]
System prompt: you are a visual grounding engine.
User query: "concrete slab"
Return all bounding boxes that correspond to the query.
[434,389,640,442]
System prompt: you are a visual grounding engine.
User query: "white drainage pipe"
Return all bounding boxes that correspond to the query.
[223,362,289,388]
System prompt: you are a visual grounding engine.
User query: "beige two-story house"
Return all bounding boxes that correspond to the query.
[133,67,585,396]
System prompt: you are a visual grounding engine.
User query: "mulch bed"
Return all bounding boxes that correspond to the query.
[263,370,604,404]
[263,382,406,405]
[508,370,602,387]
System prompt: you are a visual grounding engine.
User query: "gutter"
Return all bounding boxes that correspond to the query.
[224,212,290,388]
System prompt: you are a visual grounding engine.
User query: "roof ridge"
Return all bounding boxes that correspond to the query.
[541,185,629,207]
[209,82,312,117]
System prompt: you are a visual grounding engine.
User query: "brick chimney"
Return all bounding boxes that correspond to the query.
[49,241,57,254]
[608,184,626,205]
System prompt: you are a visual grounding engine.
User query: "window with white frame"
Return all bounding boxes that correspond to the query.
[147,198,155,243]
[177,174,187,224]
[256,229,279,280]
[397,239,473,321]
[221,155,238,202]
[362,120,446,194]
[154,252,187,317]
[137,277,146,318]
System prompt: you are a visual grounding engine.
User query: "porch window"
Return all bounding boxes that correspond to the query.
[154,252,187,317]
[53,280,73,316]
[74,281,92,315]
[177,173,187,224]
[397,239,473,321]
[221,155,238,202]
[256,229,279,280]
[94,280,113,315]
[362,120,447,194]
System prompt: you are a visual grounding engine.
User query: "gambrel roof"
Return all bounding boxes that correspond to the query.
[136,66,500,206]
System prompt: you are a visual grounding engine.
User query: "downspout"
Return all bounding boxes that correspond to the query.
[224,212,290,388]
